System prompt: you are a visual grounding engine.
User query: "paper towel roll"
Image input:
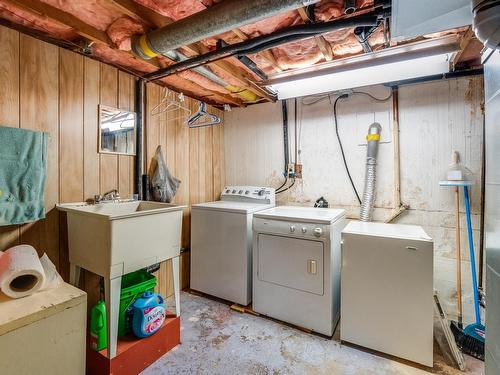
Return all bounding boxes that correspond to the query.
[0,245,46,298]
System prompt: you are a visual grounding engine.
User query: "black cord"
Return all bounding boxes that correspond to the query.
[275,177,288,192]
[277,178,296,194]
[333,95,362,205]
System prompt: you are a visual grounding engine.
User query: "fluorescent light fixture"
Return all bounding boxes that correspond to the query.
[265,35,460,100]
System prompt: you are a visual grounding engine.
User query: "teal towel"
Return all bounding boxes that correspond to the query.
[0,126,48,226]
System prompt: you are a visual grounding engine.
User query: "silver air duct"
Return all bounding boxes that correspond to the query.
[132,0,320,60]
[360,122,382,222]
[472,0,500,50]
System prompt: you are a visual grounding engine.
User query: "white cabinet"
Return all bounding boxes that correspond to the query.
[0,283,87,375]
[341,221,434,367]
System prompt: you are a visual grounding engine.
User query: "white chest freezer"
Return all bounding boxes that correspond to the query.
[341,221,434,367]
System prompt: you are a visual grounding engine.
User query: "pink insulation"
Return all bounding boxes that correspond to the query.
[160,75,216,102]
[92,43,156,73]
[107,17,145,51]
[324,27,385,57]
[0,1,76,40]
[314,0,344,22]
[39,0,123,31]
[155,55,231,94]
[315,0,373,21]
[272,38,324,70]
[134,0,207,21]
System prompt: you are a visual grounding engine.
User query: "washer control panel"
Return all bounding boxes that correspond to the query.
[221,186,275,205]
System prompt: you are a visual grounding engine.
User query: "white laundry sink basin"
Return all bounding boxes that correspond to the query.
[57,201,186,279]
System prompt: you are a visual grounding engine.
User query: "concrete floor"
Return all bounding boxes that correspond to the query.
[142,292,484,375]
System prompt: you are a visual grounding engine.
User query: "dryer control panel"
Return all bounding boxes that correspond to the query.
[221,186,275,205]
[253,218,330,240]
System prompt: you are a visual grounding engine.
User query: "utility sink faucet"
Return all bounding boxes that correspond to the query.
[94,189,120,204]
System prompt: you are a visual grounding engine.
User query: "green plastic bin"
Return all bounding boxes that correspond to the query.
[118,270,157,337]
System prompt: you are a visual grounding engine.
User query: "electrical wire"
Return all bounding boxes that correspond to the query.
[275,177,288,192]
[352,90,392,102]
[300,94,334,106]
[333,95,362,205]
[300,89,392,105]
[276,178,296,194]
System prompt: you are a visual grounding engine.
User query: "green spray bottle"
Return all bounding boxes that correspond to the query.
[90,283,107,351]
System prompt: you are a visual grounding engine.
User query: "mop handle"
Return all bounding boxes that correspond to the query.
[463,185,481,324]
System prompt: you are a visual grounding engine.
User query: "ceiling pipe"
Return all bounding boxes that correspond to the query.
[143,13,385,81]
[344,0,357,14]
[217,39,269,80]
[163,50,259,102]
[354,26,375,53]
[132,0,320,60]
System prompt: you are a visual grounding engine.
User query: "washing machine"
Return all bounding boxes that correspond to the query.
[252,206,346,336]
[190,186,275,305]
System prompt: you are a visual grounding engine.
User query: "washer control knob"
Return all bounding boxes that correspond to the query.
[258,189,266,196]
[301,227,307,233]
[313,227,322,237]
[238,190,243,194]
[245,190,250,194]
[232,190,236,193]
[289,225,296,233]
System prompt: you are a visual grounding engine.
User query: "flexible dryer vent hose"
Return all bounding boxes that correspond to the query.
[360,122,382,222]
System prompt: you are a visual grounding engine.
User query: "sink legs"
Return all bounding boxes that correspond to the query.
[172,256,180,317]
[68,258,180,359]
[104,276,122,359]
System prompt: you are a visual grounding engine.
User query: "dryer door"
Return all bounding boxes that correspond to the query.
[257,234,324,296]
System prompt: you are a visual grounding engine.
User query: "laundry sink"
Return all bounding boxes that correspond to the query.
[58,200,186,359]
[57,200,186,279]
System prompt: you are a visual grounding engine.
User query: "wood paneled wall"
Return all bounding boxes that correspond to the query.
[0,26,136,308]
[144,82,225,298]
[0,25,225,305]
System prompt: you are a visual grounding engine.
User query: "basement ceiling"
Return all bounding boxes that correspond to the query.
[0,0,483,108]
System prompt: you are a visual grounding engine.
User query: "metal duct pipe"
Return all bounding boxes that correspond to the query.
[164,50,258,102]
[360,122,382,222]
[132,0,319,60]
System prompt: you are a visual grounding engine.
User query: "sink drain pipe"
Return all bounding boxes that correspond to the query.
[135,78,144,199]
[360,122,382,221]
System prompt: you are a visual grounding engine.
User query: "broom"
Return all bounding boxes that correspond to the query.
[450,185,485,361]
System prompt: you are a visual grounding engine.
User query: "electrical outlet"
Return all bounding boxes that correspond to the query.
[336,89,354,98]
[287,163,302,178]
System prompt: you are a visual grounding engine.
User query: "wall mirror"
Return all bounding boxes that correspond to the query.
[98,105,136,155]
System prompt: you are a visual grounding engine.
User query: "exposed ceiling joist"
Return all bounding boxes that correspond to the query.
[231,28,283,72]
[297,7,334,61]
[11,0,245,107]
[109,0,172,30]
[110,0,273,102]
[450,27,476,71]
[7,0,112,44]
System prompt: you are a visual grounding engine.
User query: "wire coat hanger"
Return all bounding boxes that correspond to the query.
[151,89,191,123]
[187,102,221,128]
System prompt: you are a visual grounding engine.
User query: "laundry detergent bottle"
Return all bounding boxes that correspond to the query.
[131,291,166,338]
[90,299,107,351]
